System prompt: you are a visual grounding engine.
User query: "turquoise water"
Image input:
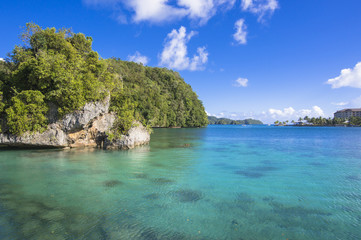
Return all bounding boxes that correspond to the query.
[0,125,361,240]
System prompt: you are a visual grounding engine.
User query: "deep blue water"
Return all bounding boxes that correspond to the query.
[0,125,361,239]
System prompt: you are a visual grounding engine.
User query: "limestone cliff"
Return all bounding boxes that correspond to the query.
[0,96,150,149]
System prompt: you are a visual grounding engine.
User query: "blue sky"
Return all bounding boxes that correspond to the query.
[1,0,361,123]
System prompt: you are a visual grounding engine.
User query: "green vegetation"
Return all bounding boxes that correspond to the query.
[0,23,208,136]
[107,59,208,131]
[208,116,263,125]
[274,120,289,126]
[6,90,48,135]
[274,116,361,126]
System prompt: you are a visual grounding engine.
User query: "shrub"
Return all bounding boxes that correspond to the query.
[6,90,48,135]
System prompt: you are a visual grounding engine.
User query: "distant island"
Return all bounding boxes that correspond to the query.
[208,116,263,125]
[274,115,361,127]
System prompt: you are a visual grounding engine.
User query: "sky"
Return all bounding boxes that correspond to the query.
[1,0,361,123]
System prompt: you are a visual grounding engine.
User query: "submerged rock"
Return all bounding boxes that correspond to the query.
[234,170,264,178]
[235,165,279,178]
[235,192,255,211]
[173,189,203,203]
[103,180,123,187]
[134,173,148,179]
[150,178,174,184]
[143,193,160,200]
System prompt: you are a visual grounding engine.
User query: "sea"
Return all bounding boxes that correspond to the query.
[0,125,360,240]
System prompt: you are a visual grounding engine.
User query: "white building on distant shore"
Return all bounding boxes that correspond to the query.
[334,108,361,118]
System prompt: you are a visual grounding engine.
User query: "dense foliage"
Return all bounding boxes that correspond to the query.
[108,59,208,132]
[302,116,361,126]
[5,90,48,135]
[208,116,263,125]
[0,23,208,135]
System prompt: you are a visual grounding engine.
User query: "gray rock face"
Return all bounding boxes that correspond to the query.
[0,96,150,149]
[61,95,110,132]
[0,124,67,148]
[104,122,150,150]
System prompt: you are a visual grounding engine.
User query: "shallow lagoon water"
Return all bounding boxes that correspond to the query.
[0,125,361,239]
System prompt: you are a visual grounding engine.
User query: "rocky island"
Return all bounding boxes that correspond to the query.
[0,95,150,149]
[0,23,208,149]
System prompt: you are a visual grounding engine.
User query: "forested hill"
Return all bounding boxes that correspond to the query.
[0,23,208,136]
[208,116,263,125]
[107,59,208,129]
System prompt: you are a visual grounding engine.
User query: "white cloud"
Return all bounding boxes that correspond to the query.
[330,95,361,108]
[84,0,236,24]
[233,18,247,44]
[178,0,215,24]
[127,51,149,65]
[241,0,279,22]
[312,106,324,116]
[298,109,312,117]
[0,58,4,62]
[269,107,295,118]
[233,77,248,87]
[327,62,361,89]
[189,47,208,71]
[128,0,188,23]
[268,106,324,120]
[159,26,208,71]
[332,102,349,106]
[207,112,223,118]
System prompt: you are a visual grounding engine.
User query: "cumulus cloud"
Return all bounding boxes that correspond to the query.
[127,0,188,23]
[233,77,248,87]
[241,0,279,21]
[269,107,295,118]
[178,0,216,24]
[233,18,247,44]
[327,62,361,89]
[159,26,208,71]
[127,51,149,65]
[312,106,324,116]
[84,0,235,24]
[268,106,324,120]
[0,58,4,62]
